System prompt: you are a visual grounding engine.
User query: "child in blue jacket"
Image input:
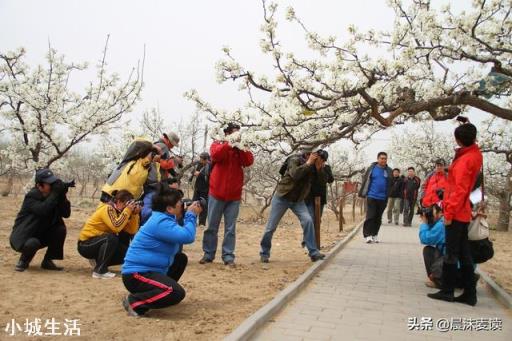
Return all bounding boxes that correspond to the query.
[419,204,445,288]
[121,186,202,317]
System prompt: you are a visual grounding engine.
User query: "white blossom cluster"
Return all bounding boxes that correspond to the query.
[187,0,511,154]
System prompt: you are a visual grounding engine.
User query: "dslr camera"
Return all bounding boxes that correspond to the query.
[315,149,329,161]
[182,197,207,211]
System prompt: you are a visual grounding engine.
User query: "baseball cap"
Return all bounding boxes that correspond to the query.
[35,168,58,184]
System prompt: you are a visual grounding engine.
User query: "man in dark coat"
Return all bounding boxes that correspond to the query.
[402,167,421,227]
[10,168,71,272]
[190,152,211,226]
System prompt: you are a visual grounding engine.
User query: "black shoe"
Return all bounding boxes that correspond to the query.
[387,220,392,224]
[427,290,454,302]
[199,256,213,264]
[310,253,326,262]
[260,256,269,263]
[454,292,477,306]
[15,260,29,272]
[395,222,399,226]
[41,259,63,271]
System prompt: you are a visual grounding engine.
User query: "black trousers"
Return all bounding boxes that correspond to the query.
[362,198,388,238]
[20,224,66,263]
[77,233,128,274]
[193,191,208,226]
[403,199,416,225]
[442,220,474,293]
[122,253,188,315]
[423,246,440,277]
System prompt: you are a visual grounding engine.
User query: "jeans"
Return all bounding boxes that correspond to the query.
[202,195,240,262]
[362,197,388,238]
[260,195,320,258]
[386,197,401,223]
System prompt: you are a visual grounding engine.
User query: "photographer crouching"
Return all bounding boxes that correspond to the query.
[10,168,73,272]
[121,185,202,317]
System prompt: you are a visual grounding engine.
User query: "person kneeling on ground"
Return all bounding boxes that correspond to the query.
[121,185,202,317]
[77,190,140,279]
[10,168,71,272]
[419,204,445,288]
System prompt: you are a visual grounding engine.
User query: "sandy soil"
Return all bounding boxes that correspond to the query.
[0,194,361,340]
[480,230,512,296]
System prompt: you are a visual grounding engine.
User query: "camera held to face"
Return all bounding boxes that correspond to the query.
[315,149,328,161]
[182,197,207,211]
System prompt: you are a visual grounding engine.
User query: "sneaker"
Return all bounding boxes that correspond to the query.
[395,222,399,226]
[223,260,236,268]
[92,271,116,279]
[372,236,379,243]
[310,253,326,262]
[365,236,373,244]
[122,296,141,317]
[199,256,213,264]
[387,220,392,224]
[260,255,270,263]
[88,259,96,268]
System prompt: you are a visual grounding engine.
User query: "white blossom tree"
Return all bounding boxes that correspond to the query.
[0,37,144,175]
[480,117,512,231]
[186,0,511,152]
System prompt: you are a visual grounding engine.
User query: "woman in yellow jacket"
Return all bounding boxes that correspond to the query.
[78,190,140,279]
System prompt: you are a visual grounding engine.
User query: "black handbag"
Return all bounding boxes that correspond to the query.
[469,238,494,264]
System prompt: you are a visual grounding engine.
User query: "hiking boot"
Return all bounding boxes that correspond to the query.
[427,290,454,302]
[260,255,270,263]
[41,259,63,271]
[92,271,116,279]
[310,253,326,262]
[199,256,213,264]
[122,296,141,317]
[15,259,30,272]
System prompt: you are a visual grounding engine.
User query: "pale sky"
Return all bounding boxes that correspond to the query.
[0,0,489,164]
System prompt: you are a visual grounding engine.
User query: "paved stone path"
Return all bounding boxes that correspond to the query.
[252,223,512,341]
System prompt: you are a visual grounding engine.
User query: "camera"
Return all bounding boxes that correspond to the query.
[182,197,207,211]
[127,199,144,206]
[315,149,329,161]
[435,188,444,200]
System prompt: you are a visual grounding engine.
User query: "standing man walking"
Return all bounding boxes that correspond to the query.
[358,152,393,243]
[200,123,254,267]
[402,167,421,227]
[428,118,483,306]
[386,168,403,225]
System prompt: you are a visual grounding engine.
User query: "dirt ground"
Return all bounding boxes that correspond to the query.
[0,194,361,340]
[480,230,512,296]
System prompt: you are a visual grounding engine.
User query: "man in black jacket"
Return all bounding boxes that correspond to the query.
[191,152,210,226]
[402,167,421,227]
[386,168,403,225]
[10,168,71,272]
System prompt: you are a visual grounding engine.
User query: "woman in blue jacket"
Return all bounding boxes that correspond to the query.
[121,186,202,317]
[418,204,445,288]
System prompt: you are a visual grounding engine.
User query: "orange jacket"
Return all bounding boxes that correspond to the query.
[443,144,483,223]
[421,171,448,207]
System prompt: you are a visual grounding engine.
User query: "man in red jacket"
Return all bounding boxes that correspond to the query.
[420,159,448,208]
[199,123,254,266]
[428,120,483,306]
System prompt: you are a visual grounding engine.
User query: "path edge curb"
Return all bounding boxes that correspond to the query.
[224,220,364,341]
[476,268,512,309]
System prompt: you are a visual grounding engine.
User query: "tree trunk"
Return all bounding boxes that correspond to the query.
[496,191,511,232]
[0,171,14,197]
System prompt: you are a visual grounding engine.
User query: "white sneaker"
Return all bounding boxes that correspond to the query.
[92,271,116,279]
[365,236,373,243]
[372,236,380,243]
